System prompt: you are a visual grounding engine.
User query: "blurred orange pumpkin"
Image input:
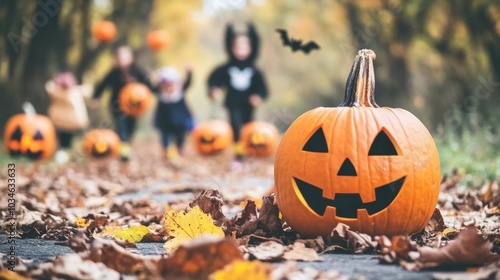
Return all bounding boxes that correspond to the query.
[4,103,56,160]
[92,21,117,42]
[240,121,279,157]
[82,129,121,158]
[118,83,154,116]
[147,30,169,51]
[192,120,233,155]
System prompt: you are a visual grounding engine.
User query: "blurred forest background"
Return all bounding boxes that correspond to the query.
[0,0,499,177]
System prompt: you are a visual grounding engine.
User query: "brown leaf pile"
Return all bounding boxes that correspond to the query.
[0,146,498,279]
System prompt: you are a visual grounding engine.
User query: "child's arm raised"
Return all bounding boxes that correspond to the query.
[182,66,193,92]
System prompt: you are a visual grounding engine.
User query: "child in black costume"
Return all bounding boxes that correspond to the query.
[154,66,194,161]
[91,46,154,161]
[207,23,268,168]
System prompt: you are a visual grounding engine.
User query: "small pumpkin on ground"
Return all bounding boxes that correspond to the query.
[240,121,279,157]
[4,103,56,160]
[192,120,233,155]
[82,129,121,159]
[275,49,441,238]
[118,83,154,117]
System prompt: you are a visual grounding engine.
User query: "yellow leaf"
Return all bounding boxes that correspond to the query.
[115,225,149,243]
[442,227,459,239]
[210,260,271,280]
[75,215,90,228]
[0,269,31,280]
[96,224,149,243]
[164,205,224,252]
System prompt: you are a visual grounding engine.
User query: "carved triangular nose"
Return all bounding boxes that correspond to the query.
[337,158,357,176]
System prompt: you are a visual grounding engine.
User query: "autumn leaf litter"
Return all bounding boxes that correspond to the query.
[0,148,499,279]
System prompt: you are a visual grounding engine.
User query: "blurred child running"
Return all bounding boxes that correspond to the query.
[91,45,154,161]
[154,66,194,162]
[46,71,92,163]
[207,23,268,170]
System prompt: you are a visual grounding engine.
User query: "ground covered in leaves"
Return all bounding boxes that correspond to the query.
[0,143,499,279]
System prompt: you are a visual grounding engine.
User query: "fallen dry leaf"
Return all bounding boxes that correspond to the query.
[326,223,377,253]
[189,189,227,222]
[0,269,30,280]
[246,241,287,261]
[282,242,320,262]
[97,224,149,243]
[31,254,121,280]
[82,238,161,277]
[210,260,272,280]
[270,261,348,280]
[164,205,225,252]
[158,235,243,279]
[66,229,89,252]
[417,226,499,268]
[245,240,320,262]
[377,226,500,271]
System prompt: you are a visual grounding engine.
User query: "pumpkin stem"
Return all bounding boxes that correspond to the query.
[22,102,37,117]
[340,49,379,108]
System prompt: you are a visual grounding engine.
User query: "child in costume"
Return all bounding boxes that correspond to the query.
[91,45,154,161]
[154,66,194,161]
[207,23,268,169]
[46,72,92,163]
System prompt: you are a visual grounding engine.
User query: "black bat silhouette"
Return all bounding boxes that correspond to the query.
[276,29,320,54]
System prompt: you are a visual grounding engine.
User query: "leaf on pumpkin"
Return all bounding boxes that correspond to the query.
[209,260,272,280]
[164,205,224,252]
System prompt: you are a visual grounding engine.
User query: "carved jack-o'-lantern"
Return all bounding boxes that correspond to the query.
[82,129,121,159]
[118,83,154,116]
[147,30,169,51]
[275,50,441,237]
[240,122,279,157]
[92,20,117,42]
[192,120,233,155]
[4,103,56,160]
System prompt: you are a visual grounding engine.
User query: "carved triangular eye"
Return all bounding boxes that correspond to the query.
[302,127,328,153]
[33,130,44,140]
[369,129,399,156]
[11,126,22,141]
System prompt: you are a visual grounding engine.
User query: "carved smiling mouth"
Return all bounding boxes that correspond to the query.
[294,176,406,219]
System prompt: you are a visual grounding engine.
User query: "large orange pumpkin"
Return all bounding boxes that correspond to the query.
[192,120,233,155]
[118,83,154,116]
[92,21,117,42]
[82,129,121,159]
[4,103,56,160]
[275,49,441,238]
[240,121,279,157]
[147,30,169,51]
